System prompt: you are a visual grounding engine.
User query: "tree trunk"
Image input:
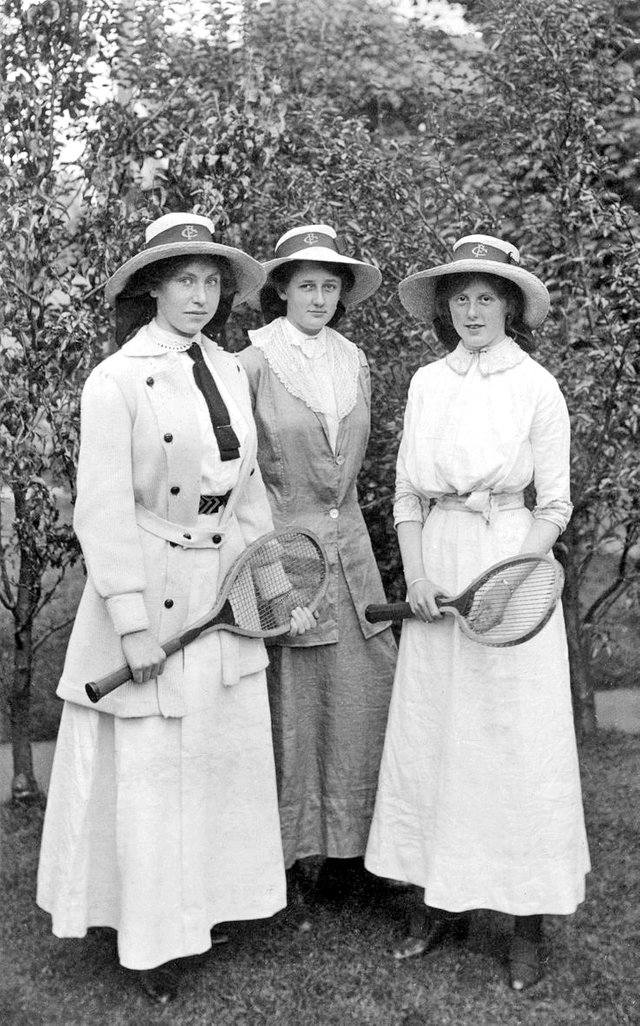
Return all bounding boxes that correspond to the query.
[562,543,598,742]
[9,493,42,802]
[114,0,138,106]
[10,613,40,801]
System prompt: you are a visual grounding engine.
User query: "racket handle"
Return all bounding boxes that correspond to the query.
[84,636,186,704]
[85,665,134,703]
[364,601,412,623]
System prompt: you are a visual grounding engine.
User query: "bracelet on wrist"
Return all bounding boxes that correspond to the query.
[407,577,427,588]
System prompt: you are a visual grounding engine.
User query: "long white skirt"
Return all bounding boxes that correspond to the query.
[365,505,590,915]
[37,669,286,970]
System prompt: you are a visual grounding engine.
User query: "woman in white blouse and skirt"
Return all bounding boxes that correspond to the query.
[365,235,590,991]
[37,213,314,1004]
[238,225,396,902]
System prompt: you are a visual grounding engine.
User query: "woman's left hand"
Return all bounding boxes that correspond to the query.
[287,606,318,637]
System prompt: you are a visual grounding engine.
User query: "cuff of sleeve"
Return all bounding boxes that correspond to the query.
[105,593,151,636]
[533,500,573,533]
[393,494,426,528]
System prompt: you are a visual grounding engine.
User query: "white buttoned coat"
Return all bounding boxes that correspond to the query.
[57,326,274,717]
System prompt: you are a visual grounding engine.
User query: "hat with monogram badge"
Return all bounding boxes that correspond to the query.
[398,234,550,327]
[104,212,265,307]
[260,224,382,307]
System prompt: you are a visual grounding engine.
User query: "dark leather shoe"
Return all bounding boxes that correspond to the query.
[314,857,365,904]
[394,912,470,960]
[508,935,543,991]
[138,964,180,1004]
[210,925,230,946]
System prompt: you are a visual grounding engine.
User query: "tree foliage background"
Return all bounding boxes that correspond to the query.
[1,0,639,793]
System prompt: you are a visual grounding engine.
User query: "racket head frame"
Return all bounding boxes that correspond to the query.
[173,526,330,640]
[84,528,329,703]
[438,551,564,647]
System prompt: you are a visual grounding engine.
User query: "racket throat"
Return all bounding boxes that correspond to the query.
[215,599,236,627]
[179,599,236,648]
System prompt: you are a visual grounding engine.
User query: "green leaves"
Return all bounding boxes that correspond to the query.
[2,0,639,729]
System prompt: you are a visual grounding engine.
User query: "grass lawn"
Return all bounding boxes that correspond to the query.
[1,730,638,1026]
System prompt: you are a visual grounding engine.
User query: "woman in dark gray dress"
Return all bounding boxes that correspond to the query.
[239,224,396,900]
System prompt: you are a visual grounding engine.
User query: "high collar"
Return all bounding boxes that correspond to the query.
[146,319,199,352]
[283,317,327,358]
[121,322,209,357]
[445,336,526,376]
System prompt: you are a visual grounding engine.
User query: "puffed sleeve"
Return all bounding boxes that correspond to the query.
[393,374,428,527]
[530,373,573,532]
[73,366,150,636]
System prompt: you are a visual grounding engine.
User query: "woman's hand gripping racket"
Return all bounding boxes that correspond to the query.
[364,553,564,647]
[85,528,329,703]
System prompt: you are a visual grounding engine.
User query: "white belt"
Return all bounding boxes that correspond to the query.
[436,490,524,524]
[135,503,227,548]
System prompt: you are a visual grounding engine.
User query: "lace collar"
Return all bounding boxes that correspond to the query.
[247,317,360,419]
[445,336,526,376]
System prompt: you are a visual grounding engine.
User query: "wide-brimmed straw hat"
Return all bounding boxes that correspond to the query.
[104,213,266,307]
[398,235,550,328]
[260,224,382,307]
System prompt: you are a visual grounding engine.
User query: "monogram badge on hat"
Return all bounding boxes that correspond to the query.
[398,234,549,328]
[104,212,266,308]
[257,223,382,309]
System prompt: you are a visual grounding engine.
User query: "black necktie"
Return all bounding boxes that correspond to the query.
[186,343,240,462]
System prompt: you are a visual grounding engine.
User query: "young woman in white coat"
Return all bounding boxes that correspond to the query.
[37,213,314,1003]
[365,236,590,991]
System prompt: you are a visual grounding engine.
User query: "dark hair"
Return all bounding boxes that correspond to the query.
[115,254,237,346]
[432,272,535,353]
[259,259,356,327]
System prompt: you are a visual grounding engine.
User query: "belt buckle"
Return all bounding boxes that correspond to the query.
[198,493,228,515]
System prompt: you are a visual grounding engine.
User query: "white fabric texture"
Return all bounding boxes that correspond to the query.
[139,321,249,496]
[37,324,285,970]
[392,338,573,532]
[55,323,273,716]
[37,665,285,970]
[365,342,590,915]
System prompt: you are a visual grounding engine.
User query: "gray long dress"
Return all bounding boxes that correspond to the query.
[239,319,396,867]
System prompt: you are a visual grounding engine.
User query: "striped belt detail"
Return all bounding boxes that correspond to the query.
[198,491,231,515]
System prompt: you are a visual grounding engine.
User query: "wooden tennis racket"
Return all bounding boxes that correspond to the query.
[365,553,564,647]
[85,528,329,703]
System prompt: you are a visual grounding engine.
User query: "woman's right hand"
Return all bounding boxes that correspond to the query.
[286,605,317,637]
[406,578,445,622]
[121,629,167,684]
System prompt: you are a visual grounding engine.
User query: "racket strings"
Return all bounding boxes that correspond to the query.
[228,533,326,632]
[465,562,560,644]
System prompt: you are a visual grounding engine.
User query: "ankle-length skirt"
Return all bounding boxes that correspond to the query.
[365,504,590,915]
[267,565,396,868]
[37,666,286,971]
